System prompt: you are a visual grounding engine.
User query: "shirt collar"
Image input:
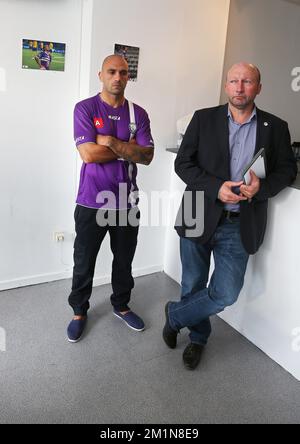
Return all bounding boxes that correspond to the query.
[227,105,257,125]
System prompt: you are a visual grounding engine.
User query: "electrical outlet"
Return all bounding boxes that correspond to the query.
[54,232,65,242]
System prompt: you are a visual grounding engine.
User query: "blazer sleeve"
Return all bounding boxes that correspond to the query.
[174,111,224,202]
[255,121,298,201]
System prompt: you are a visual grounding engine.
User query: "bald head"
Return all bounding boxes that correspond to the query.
[101,54,128,71]
[227,62,261,84]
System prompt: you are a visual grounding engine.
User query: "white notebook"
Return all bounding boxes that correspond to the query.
[243,148,266,185]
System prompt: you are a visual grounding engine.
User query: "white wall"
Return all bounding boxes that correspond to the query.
[0,0,82,290]
[0,0,230,292]
[220,0,300,141]
[88,0,231,284]
[163,0,231,282]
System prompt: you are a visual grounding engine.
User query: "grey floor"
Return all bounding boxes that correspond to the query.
[0,272,299,424]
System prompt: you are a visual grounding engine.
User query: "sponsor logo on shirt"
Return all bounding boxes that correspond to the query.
[76,136,85,144]
[94,117,104,128]
[109,115,121,121]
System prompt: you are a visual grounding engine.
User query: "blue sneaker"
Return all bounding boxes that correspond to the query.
[113,310,145,332]
[67,317,87,343]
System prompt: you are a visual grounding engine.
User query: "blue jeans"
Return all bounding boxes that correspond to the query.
[168,217,249,345]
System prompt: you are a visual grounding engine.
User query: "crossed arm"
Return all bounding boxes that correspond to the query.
[77,135,154,165]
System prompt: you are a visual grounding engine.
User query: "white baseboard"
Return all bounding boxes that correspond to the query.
[0,271,73,291]
[0,265,164,291]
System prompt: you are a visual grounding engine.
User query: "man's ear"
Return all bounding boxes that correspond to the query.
[98,71,102,82]
[257,83,262,95]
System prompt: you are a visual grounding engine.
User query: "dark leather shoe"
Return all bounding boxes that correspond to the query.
[183,343,204,370]
[162,302,178,349]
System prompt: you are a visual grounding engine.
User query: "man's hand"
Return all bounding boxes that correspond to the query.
[240,170,260,199]
[96,134,113,147]
[218,181,248,204]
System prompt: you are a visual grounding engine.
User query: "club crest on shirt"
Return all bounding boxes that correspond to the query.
[129,123,137,135]
[94,117,104,128]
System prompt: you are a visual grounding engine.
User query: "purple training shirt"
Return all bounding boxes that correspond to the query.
[74,94,154,209]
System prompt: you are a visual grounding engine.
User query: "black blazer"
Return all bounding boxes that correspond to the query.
[174,104,298,254]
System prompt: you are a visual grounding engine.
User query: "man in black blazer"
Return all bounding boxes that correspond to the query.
[163,62,297,370]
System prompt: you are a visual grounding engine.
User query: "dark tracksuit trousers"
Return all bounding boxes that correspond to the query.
[68,205,139,316]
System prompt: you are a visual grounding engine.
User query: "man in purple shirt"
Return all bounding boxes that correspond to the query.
[34,44,52,70]
[67,55,154,342]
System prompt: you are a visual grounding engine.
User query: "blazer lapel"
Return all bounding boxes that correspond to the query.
[255,108,271,155]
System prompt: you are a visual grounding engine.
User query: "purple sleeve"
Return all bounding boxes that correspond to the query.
[74,102,96,146]
[135,110,154,148]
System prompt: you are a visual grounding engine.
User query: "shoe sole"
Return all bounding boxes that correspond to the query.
[113,312,145,332]
[67,336,82,343]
